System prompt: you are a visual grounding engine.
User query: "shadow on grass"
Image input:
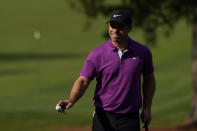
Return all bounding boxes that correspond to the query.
[0,53,87,61]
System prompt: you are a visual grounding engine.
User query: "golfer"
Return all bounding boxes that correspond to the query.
[57,9,156,131]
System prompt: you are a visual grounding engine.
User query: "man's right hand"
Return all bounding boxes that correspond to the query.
[56,100,73,114]
[56,76,90,114]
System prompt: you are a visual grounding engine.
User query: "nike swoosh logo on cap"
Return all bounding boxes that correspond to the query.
[113,14,121,17]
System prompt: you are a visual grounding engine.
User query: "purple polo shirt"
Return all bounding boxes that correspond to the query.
[80,38,154,114]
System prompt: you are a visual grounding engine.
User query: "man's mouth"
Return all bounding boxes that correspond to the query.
[113,34,120,37]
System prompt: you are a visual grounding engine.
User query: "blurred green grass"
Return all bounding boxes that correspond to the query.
[0,0,192,130]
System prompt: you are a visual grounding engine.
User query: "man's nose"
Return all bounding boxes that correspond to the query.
[113,28,119,33]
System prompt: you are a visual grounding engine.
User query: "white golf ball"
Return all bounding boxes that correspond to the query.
[33,30,40,40]
[56,105,62,111]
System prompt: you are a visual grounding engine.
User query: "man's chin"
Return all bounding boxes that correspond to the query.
[111,37,120,42]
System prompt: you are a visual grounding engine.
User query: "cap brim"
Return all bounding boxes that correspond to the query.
[106,21,110,24]
[106,20,126,25]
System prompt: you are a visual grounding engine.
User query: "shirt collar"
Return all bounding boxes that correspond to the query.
[107,38,134,51]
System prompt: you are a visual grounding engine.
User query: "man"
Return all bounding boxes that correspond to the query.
[57,9,156,131]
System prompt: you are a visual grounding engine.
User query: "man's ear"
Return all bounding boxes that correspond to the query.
[128,25,132,33]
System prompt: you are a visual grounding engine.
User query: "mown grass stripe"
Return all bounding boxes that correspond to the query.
[152,93,191,114]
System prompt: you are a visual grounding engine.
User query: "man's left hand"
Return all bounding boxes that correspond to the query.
[140,108,152,127]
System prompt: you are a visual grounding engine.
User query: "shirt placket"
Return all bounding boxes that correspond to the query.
[117,48,129,64]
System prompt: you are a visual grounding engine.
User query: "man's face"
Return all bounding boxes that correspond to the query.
[109,21,131,43]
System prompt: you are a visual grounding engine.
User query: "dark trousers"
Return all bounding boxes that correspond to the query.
[92,108,140,131]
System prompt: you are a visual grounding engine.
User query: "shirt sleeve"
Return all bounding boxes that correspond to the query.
[80,50,97,80]
[142,47,154,75]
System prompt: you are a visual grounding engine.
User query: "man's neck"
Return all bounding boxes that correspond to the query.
[111,37,129,51]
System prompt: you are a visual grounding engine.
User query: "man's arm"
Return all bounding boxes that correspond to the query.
[141,72,156,125]
[57,76,91,113]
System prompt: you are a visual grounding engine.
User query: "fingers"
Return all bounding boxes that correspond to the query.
[57,100,67,109]
[143,122,149,129]
[66,102,73,109]
[56,100,66,114]
[56,100,74,114]
[57,100,66,107]
[140,110,151,126]
[57,109,67,114]
[59,109,67,115]
[140,110,145,123]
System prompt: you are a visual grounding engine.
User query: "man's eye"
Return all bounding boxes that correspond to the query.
[110,22,124,29]
[110,23,116,28]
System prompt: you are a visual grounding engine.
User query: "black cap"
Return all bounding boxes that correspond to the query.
[107,9,132,26]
